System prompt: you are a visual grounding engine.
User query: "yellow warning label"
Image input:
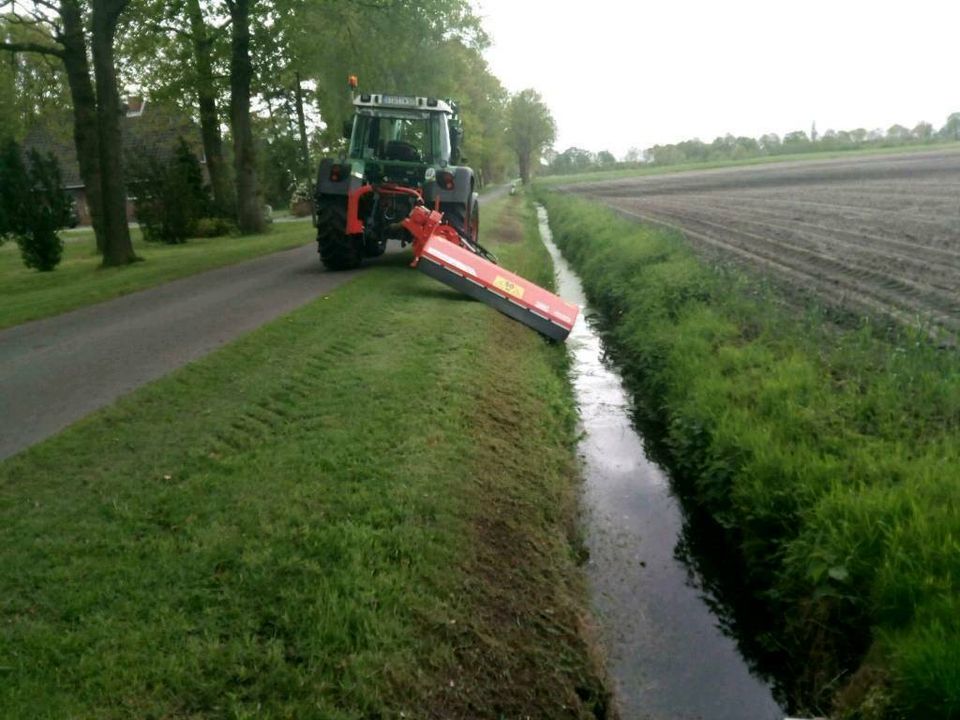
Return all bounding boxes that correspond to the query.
[493,275,525,299]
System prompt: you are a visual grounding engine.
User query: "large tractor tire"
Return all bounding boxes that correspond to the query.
[364,236,388,258]
[316,197,362,270]
[440,195,479,246]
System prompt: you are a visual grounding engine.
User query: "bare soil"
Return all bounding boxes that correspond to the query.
[562,149,960,334]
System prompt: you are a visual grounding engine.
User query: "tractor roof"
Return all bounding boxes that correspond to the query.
[354,93,454,114]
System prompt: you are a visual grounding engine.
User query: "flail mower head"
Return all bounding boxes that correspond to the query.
[403,205,579,342]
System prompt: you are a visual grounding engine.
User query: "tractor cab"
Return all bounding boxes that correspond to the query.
[348,95,453,166]
[344,95,458,187]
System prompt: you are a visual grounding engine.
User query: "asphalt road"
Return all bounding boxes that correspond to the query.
[1,187,513,461]
[0,241,371,460]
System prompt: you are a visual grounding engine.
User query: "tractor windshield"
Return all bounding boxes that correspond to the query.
[349,110,450,164]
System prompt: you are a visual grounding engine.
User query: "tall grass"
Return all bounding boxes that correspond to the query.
[537,190,960,718]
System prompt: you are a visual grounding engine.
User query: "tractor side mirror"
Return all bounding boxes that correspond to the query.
[342,120,352,140]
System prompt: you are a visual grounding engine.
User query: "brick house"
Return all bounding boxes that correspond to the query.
[24,98,206,226]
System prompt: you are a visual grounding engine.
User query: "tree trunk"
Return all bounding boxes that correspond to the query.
[518,151,531,184]
[186,0,233,218]
[294,71,311,179]
[228,0,264,234]
[91,0,137,266]
[59,0,106,253]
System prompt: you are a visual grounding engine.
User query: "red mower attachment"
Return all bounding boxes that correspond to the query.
[401,205,579,342]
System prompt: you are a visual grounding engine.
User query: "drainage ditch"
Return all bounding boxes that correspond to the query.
[538,205,786,720]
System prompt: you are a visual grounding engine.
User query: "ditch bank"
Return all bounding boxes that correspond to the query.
[535,188,960,720]
[538,204,783,720]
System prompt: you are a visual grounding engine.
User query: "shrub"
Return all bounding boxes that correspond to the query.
[192,216,235,238]
[0,140,70,271]
[131,137,209,244]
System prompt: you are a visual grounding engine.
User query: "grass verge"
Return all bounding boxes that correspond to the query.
[0,221,313,330]
[536,189,960,719]
[537,142,960,187]
[0,196,609,719]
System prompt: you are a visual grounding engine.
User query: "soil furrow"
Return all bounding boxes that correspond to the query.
[568,150,960,337]
[622,195,960,294]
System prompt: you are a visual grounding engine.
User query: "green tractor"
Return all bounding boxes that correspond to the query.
[313,89,481,270]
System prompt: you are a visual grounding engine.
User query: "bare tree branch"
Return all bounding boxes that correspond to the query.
[30,0,58,13]
[0,39,64,56]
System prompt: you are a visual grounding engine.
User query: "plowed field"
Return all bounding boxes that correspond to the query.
[563,150,960,334]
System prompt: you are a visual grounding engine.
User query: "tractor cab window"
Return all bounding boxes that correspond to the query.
[350,110,450,164]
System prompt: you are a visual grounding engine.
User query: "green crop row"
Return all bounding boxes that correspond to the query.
[537,189,960,719]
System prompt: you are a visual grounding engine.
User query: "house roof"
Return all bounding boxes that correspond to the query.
[23,101,204,189]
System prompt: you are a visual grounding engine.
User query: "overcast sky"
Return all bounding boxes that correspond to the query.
[477,0,960,159]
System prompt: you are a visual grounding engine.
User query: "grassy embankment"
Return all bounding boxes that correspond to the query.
[0,196,609,719]
[538,141,960,187]
[0,221,312,330]
[536,190,960,719]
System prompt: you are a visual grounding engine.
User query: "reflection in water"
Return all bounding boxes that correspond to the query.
[538,206,784,720]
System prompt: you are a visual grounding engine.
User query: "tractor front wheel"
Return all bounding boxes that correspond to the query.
[316,197,362,270]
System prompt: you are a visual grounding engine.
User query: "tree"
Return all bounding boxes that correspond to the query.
[0,20,70,144]
[505,88,555,184]
[92,0,137,265]
[131,137,209,244]
[941,112,960,141]
[185,0,233,217]
[759,133,781,153]
[596,150,616,168]
[886,124,910,142]
[119,0,235,218]
[550,147,594,174]
[1,0,138,266]
[783,130,810,147]
[226,0,264,233]
[647,144,686,165]
[291,0,487,150]
[912,121,934,141]
[0,140,71,270]
[732,136,760,159]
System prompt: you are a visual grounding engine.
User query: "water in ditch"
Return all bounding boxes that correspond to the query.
[537,206,785,720]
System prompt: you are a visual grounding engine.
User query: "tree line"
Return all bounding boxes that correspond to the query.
[1,0,554,268]
[545,111,960,175]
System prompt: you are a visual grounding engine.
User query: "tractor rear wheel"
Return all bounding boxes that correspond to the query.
[316,197,362,270]
[440,196,479,246]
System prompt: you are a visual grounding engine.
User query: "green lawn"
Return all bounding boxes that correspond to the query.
[0,222,313,330]
[0,196,607,718]
[537,141,960,186]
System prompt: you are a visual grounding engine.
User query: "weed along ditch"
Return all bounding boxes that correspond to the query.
[538,205,786,719]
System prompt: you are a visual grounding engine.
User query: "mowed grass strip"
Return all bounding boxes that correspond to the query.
[0,196,607,719]
[537,190,960,719]
[0,221,312,329]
